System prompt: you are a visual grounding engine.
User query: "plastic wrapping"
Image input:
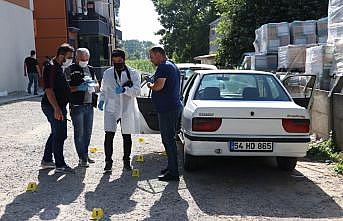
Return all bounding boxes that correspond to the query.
[290,20,317,45]
[253,22,290,54]
[333,39,343,76]
[251,54,278,71]
[305,44,334,90]
[242,56,252,70]
[328,0,343,43]
[317,17,328,44]
[278,44,316,72]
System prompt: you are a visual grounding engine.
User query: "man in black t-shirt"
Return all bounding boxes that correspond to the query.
[24,50,41,95]
[41,43,75,174]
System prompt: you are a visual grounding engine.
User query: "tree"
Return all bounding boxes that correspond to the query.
[152,0,218,62]
[121,40,154,60]
[215,0,329,66]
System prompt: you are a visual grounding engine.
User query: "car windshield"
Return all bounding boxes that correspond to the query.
[194,73,291,101]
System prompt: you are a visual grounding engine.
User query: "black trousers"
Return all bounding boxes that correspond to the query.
[104,131,132,163]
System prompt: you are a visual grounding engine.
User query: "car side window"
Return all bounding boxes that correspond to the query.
[183,74,197,105]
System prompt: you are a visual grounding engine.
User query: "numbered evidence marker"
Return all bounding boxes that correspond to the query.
[136,155,144,162]
[91,208,104,220]
[132,169,140,177]
[160,151,167,156]
[26,182,38,192]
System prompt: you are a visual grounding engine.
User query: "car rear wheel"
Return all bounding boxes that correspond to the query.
[277,157,298,171]
[183,152,199,171]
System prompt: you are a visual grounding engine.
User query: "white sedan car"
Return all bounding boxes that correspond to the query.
[137,70,315,172]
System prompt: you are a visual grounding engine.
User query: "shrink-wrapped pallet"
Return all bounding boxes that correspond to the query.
[278,44,316,72]
[317,17,328,44]
[328,0,343,43]
[290,20,317,45]
[251,54,278,71]
[305,44,334,90]
[253,22,290,54]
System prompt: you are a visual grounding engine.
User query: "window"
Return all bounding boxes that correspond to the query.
[194,73,290,101]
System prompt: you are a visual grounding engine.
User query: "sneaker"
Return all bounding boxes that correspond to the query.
[55,166,75,174]
[104,162,112,172]
[123,160,132,171]
[78,159,89,168]
[41,161,55,169]
[88,157,95,164]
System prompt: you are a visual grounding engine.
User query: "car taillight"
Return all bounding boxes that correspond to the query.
[192,117,222,132]
[282,119,310,133]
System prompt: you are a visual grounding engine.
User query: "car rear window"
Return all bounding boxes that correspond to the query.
[194,73,291,101]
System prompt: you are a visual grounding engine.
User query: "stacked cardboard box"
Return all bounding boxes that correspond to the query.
[251,54,278,71]
[253,22,290,54]
[305,44,334,90]
[290,20,317,45]
[278,44,316,72]
[317,17,328,44]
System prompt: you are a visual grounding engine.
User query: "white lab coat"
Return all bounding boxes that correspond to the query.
[99,66,141,134]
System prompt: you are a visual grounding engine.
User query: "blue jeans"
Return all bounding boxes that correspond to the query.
[28,73,38,94]
[70,104,94,161]
[41,104,68,168]
[158,105,183,177]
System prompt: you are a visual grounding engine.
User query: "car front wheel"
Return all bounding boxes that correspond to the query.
[277,157,298,171]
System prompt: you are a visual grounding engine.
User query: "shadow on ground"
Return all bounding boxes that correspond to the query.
[0,167,86,220]
[183,156,343,219]
[85,152,189,220]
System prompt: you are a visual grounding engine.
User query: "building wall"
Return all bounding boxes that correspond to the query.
[34,0,68,66]
[0,0,35,93]
[310,90,343,150]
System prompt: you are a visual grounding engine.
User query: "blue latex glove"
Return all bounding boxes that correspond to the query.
[98,100,104,111]
[77,82,88,91]
[115,86,125,94]
[144,75,154,83]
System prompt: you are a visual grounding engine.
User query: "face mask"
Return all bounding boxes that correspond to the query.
[63,58,73,67]
[114,63,125,71]
[79,61,89,68]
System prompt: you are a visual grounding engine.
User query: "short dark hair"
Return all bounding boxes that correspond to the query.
[111,48,126,60]
[30,50,36,56]
[149,46,166,57]
[57,43,74,56]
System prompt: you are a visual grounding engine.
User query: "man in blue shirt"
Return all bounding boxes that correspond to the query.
[148,46,183,181]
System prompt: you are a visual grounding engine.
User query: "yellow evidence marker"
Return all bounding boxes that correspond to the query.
[89,148,97,153]
[160,151,167,156]
[91,208,104,220]
[26,182,38,192]
[132,169,140,177]
[136,155,144,162]
[138,137,145,143]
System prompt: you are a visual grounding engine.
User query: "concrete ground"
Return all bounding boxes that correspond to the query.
[0,97,342,221]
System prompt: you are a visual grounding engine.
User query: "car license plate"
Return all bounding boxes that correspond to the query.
[229,141,273,152]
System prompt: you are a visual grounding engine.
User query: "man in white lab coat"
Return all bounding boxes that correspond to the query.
[98,49,141,172]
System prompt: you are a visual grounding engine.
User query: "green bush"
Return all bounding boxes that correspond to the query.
[126,60,156,74]
[307,137,343,174]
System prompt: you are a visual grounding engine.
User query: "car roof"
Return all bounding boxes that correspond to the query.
[194,69,275,76]
[176,63,218,70]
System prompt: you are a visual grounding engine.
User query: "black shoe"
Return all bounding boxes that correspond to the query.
[160,168,168,174]
[34,92,38,95]
[158,172,179,182]
[104,162,112,172]
[88,157,95,164]
[123,161,132,171]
